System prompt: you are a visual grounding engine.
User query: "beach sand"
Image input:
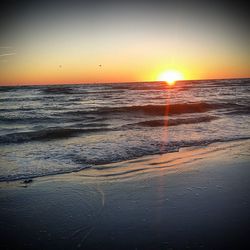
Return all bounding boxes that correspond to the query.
[0,140,249,250]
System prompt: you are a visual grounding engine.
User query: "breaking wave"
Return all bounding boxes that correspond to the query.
[0,127,109,144]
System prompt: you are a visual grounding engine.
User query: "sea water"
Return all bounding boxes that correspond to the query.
[0,79,249,181]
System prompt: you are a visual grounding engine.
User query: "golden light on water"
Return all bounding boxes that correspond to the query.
[158,70,184,85]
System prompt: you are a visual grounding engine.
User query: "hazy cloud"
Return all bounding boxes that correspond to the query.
[0,53,16,57]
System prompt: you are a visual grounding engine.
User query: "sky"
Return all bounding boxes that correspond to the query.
[0,0,249,85]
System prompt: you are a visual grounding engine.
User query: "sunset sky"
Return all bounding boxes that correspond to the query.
[0,0,249,85]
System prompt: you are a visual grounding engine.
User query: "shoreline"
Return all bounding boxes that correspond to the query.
[1,138,249,185]
[0,139,249,249]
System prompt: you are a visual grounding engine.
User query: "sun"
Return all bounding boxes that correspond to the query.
[158,70,184,85]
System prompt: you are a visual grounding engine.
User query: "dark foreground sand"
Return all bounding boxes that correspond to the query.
[0,140,249,250]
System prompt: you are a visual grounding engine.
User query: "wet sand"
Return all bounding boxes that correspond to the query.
[0,140,249,250]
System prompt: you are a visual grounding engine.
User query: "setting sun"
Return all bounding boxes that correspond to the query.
[158,70,184,85]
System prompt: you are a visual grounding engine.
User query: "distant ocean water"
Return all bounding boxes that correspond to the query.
[0,79,249,181]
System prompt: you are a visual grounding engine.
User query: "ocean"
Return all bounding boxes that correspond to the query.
[0,79,249,181]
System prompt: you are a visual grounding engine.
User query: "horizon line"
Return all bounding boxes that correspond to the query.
[0,76,249,87]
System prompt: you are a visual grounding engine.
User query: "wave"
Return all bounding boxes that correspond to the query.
[225,108,250,115]
[0,115,219,144]
[0,116,62,124]
[61,102,241,118]
[0,127,109,144]
[70,137,250,166]
[126,116,218,128]
[1,137,249,182]
[1,100,245,123]
[71,101,248,118]
[97,102,241,116]
[40,86,124,95]
[41,86,74,94]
